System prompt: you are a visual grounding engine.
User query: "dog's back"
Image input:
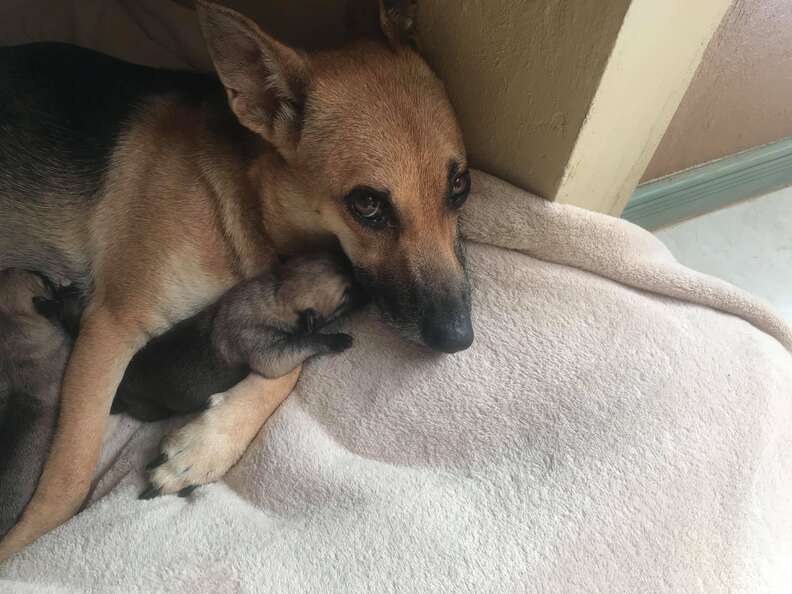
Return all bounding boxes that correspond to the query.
[0,43,221,287]
[0,270,77,537]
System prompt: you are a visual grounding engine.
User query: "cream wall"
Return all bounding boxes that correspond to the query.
[553,0,734,214]
[417,0,631,200]
[643,0,792,182]
[172,1,731,213]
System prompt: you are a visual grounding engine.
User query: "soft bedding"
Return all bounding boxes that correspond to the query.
[1,171,790,593]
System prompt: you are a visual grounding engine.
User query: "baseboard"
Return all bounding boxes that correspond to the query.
[622,137,792,230]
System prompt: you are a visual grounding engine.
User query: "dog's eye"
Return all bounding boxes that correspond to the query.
[346,188,393,229]
[449,170,471,209]
[353,194,381,219]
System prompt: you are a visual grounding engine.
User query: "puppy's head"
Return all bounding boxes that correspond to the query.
[199,0,474,353]
[0,269,49,319]
[276,254,362,331]
[0,270,60,360]
[0,270,83,340]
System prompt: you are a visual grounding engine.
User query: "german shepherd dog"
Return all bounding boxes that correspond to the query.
[0,0,472,559]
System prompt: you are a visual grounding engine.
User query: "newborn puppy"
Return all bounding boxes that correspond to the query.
[0,270,81,537]
[112,254,364,423]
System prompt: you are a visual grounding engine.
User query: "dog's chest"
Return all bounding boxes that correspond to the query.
[149,252,234,336]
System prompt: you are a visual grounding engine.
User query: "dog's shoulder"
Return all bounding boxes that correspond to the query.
[0,42,218,108]
[0,43,222,199]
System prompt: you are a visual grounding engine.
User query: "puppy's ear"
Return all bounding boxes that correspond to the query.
[379,0,418,49]
[197,1,310,157]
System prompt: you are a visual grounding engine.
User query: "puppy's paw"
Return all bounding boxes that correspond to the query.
[143,396,246,496]
[321,332,354,353]
[297,308,319,334]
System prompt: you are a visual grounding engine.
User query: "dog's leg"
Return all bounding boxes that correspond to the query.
[145,369,299,497]
[251,333,354,379]
[0,308,143,560]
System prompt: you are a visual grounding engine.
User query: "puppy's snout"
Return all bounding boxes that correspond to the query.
[420,295,474,354]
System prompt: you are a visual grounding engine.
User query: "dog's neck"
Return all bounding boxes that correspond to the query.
[195,96,338,278]
[247,150,338,257]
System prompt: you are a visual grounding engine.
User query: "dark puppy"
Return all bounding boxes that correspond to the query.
[112,254,363,424]
[0,270,81,537]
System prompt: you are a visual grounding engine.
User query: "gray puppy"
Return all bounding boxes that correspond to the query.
[0,269,79,537]
[113,253,364,427]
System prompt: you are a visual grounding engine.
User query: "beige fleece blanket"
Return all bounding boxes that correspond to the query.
[0,170,790,593]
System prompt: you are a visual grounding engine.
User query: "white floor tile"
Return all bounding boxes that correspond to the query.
[654,187,792,324]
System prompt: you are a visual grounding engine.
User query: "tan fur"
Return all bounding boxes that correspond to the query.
[148,371,300,493]
[0,0,468,559]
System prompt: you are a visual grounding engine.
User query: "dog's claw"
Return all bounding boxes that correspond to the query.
[146,452,168,470]
[139,484,161,500]
[178,485,198,498]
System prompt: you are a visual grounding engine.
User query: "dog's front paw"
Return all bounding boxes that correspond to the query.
[141,396,246,498]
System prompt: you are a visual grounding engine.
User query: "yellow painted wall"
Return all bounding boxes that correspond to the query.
[554,0,733,213]
[643,0,792,181]
[418,1,632,200]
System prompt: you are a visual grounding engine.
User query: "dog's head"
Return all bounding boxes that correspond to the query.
[198,0,474,353]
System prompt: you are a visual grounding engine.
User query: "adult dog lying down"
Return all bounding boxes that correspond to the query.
[0,0,473,559]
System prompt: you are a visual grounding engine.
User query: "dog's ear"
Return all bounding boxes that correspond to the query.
[196,1,310,156]
[379,0,418,49]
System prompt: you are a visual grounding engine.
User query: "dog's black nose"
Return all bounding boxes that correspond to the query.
[421,308,474,353]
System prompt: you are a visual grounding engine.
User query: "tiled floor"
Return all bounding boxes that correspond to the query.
[654,186,792,324]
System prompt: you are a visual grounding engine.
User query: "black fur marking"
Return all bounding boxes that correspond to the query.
[0,43,236,286]
[31,296,60,321]
[0,392,48,535]
[321,332,355,353]
[0,43,221,201]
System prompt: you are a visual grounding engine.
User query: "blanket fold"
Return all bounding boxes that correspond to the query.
[462,172,792,350]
